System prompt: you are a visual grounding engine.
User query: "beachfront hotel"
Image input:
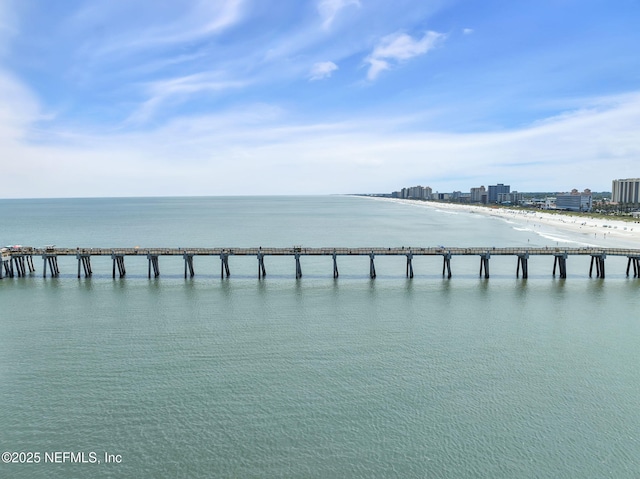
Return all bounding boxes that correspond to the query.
[470,186,487,204]
[555,189,593,212]
[488,183,510,203]
[392,185,433,200]
[612,178,640,204]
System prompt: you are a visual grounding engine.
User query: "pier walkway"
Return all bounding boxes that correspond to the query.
[2,246,640,280]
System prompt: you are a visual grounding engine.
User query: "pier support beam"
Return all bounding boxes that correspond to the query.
[406,252,414,278]
[147,254,160,278]
[111,254,126,278]
[220,252,230,278]
[553,252,568,279]
[626,256,640,277]
[184,253,195,278]
[369,252,376,279]
[257,251,266,279]
[42,254,60,278]
[295,253,302,279]
[12,257,21,277]
[76,254,92,278]
[27,255,35,273]
[442,252,452,278]
[12,256,26,277]
[1,254,13,278]
[18,256,26,277]
[479,253,490,279]
[589,254,606,278]
[516,253,529,279]
[332,251,339,278]
[11,254,35,277]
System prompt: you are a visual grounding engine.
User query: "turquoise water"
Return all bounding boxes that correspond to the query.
[1,196,640,478]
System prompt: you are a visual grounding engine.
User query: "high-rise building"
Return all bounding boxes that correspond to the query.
[470,186,486,204]
[405,185,432,199]
[612,178,640,204]
[488,183,510,203]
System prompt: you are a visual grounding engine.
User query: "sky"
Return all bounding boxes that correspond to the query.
[1,0,639,198]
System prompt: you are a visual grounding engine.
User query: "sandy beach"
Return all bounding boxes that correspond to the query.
[370,197,640,249]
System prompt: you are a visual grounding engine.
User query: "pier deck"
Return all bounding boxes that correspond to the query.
[8,246,640,256]
[2,246,640,280]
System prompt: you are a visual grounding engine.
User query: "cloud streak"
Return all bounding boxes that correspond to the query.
[0,70,42,139]
[73,0,245,58]
[126,73,249,124]
[317,0,360,30]
[4,86,640,197]
[365,31,445,80]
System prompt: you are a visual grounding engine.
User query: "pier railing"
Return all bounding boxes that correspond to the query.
[2,246,640,280]
[7,245,640,256]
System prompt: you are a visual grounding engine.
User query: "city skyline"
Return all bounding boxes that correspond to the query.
[1,1,639,198]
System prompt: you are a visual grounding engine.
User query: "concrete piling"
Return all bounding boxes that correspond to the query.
[295,253,302,279]
[369,252,376,279]
[220,252,230,278]
[626,256,640,277]
[553,252,568,279]
[184,253,195,278]
[42,254,60,278]
[589,254,606,278]
[516,253,529,279]
[479,253,490,279]
[442,252,452,278]
[257,251,266,279]
[111,253,126,278]
[147,254,160,278]
[406,252,414,278]
[76,253,92,278]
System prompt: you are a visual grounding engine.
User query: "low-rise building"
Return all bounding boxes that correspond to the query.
[555,189,593,212]
[544,197,556,209]
[497,191,524,205]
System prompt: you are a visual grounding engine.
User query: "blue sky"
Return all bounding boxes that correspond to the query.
[1,0,639,197]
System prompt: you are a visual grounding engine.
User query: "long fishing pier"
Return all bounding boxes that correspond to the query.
[2,246,640,280]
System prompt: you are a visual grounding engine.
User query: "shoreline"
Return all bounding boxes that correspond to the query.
[368,197,640,249]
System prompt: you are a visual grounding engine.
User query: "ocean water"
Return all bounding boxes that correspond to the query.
[1,196,639,478]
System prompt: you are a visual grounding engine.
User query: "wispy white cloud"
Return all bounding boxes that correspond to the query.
[126,72,249,124]
[3,88,640,197]
[463,28,474,35]
[122,51,211,78]
[0,70,41,139]
[309,61,338,81]
[73,0,245,57]
[365,31,445,80]
[317,0,360,30]
[2,2,638,198]
[137,0,245,47]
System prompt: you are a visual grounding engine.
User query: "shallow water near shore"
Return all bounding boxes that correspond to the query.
[1,196,640,478]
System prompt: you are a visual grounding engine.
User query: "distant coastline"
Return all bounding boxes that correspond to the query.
[365,196,640,247]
